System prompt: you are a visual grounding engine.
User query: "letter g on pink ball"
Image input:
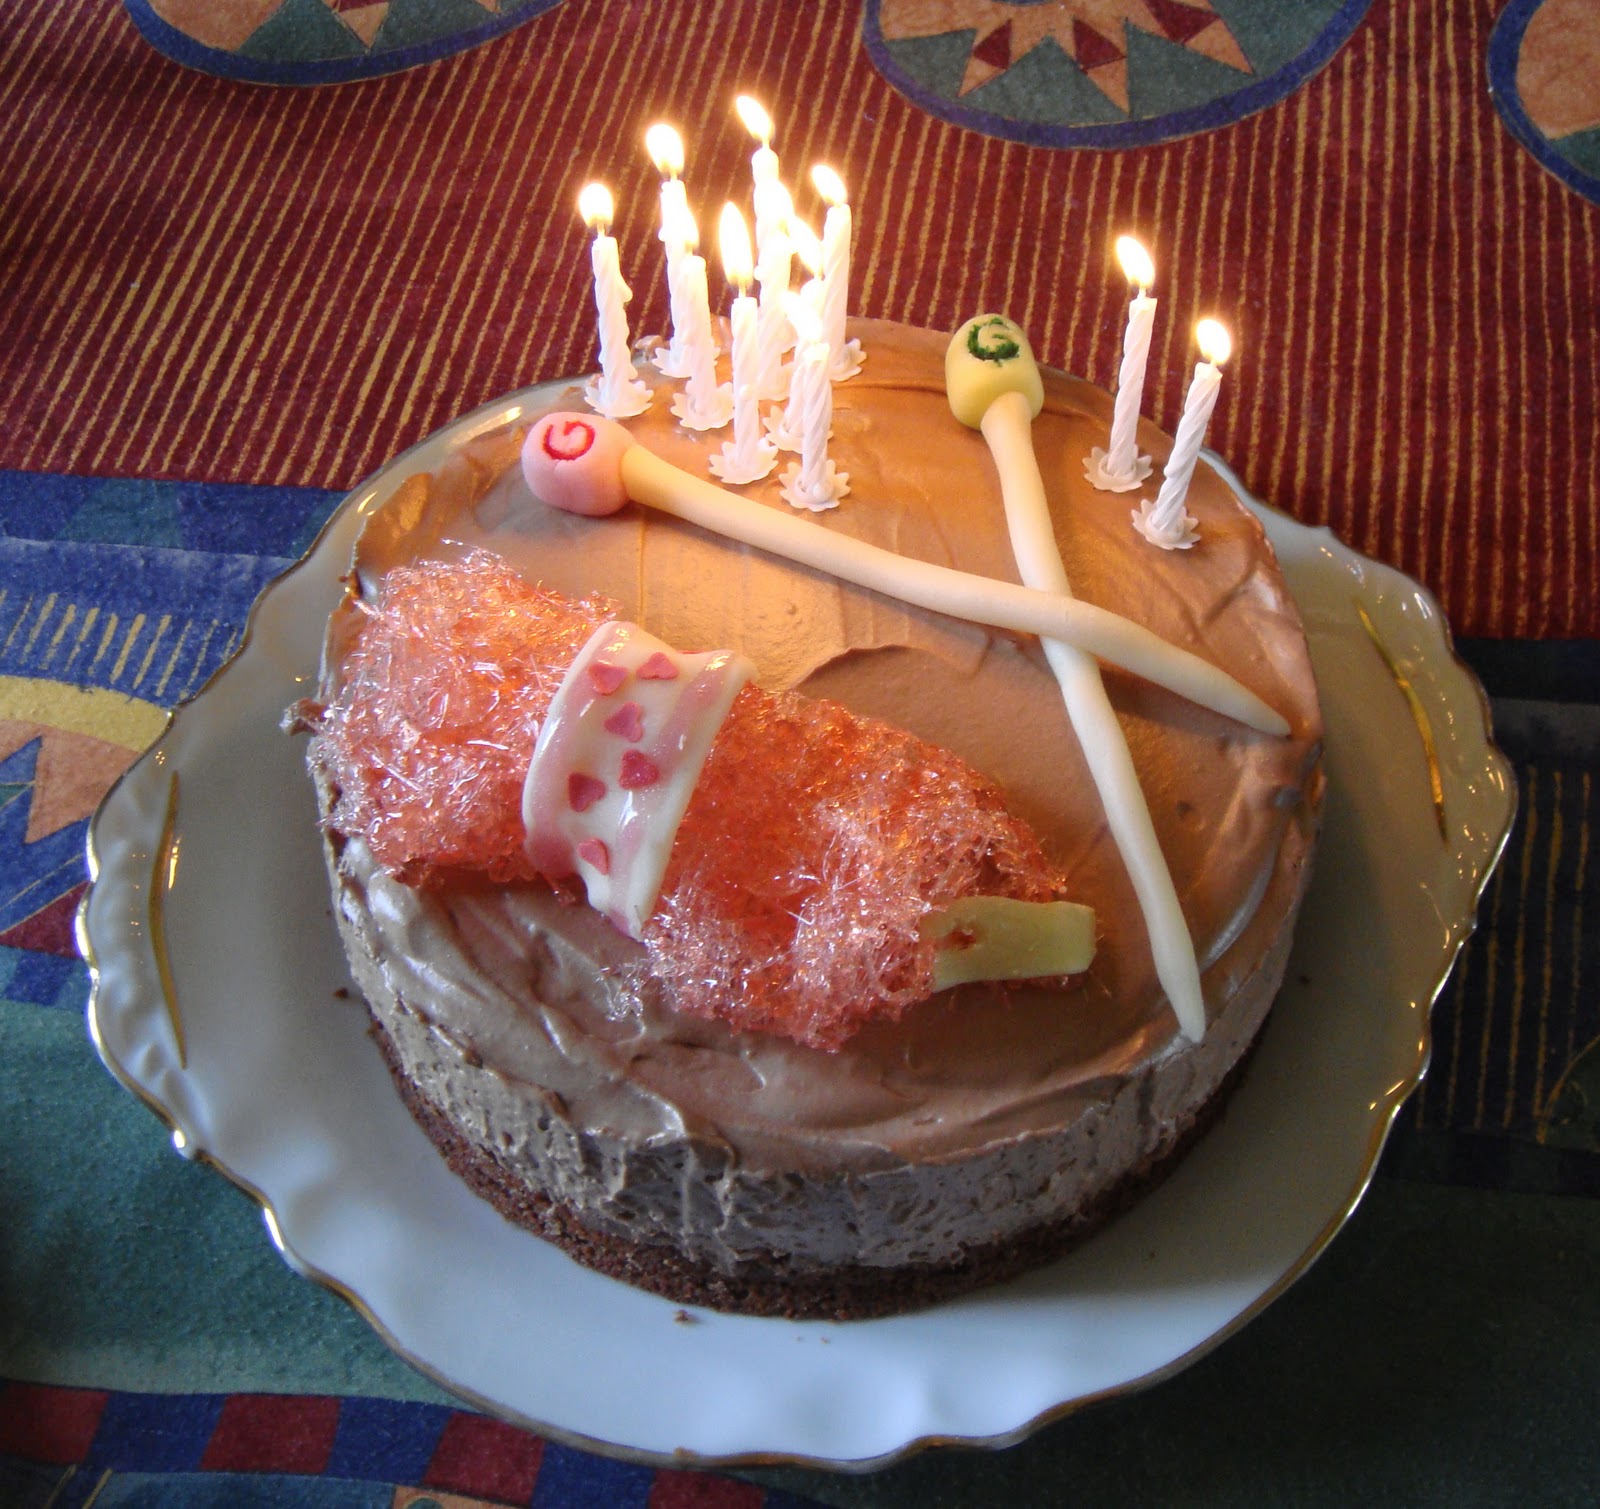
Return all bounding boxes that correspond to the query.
[521,412,633,517]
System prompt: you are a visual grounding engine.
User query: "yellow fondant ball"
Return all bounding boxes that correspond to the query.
[945,314,1045,429]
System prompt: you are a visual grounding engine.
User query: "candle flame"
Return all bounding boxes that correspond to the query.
[811,164,847,207]
[1115,235,1154,292]
[645,122,685,178]
[1197,318,1232,366]
[787,214,823,275]
[578,181,613,232]
[735,94,773,144]
[719,202,753,290]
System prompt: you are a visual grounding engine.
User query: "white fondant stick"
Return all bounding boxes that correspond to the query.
[946,316,1206,1041]
[520,414,1287,735]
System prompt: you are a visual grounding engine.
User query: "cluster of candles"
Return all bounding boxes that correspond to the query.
[1086,234,1234,551]
[577,96,859,513]
[576,102,1234,542]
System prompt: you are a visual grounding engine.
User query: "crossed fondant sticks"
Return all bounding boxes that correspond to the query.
[522,337,1287,1043]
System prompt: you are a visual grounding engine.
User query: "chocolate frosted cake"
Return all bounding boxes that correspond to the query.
[295,318,1323,1319]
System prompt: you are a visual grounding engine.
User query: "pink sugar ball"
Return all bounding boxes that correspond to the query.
[520,412,632,517]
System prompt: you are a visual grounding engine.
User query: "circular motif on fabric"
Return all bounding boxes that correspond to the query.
[1488,0,1600,204]
[862,0,1377,149]
[124,0,565,86]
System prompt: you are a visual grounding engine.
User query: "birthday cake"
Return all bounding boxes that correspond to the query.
[294,316,1323,1319]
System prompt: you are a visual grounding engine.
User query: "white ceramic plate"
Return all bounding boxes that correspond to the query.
[82,392,1515,1470]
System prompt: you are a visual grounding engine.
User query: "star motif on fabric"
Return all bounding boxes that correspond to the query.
[880,0,1253,112]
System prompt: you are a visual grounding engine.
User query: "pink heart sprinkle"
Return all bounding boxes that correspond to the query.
[576,838,610,875]
[603,701,645,742]
[636,652,679,681]
[618,750,660,790]
[568,772,607,812]
[587,660,628,695]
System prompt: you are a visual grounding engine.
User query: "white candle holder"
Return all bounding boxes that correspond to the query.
[779,454,848,512]
[1086,445,1154,493]
[1130,495,1200,550]
[712,404,778,483]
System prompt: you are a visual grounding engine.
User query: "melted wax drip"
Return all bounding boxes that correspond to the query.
[314,552,1067,1051]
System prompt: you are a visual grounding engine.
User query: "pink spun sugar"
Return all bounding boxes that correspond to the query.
[315,551,607,885]
[648,693,1064,1050]
[315,552,1066,1049]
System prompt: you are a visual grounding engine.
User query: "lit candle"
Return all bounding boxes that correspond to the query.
[577,182,650,420]
[668,205,732,432]
[786,215,825,321]
[737,95,784,263]
[646,123,693,379]
[1087,235,1157,492]
[1133,319,1231,550]
[778,289,848,512]
[710,204,777,484]
[752,180,794,401]
[766,222,822,453]
[811,164,863,380]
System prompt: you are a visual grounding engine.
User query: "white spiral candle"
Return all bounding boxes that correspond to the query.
[1086,236,1156,492]
[669,245,732,431]
[1106,294,1156,474]
[796,341,831,494]
[1135,319,1231,549]
[778,292,846,510]
[812,165,862,380]
[738,96,784,264]
[711,203,776,483]
[752,181,793,400]
[647,124,691,378]
[578,183,649,419]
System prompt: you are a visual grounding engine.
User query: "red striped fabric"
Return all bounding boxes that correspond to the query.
[0,0,1595,638]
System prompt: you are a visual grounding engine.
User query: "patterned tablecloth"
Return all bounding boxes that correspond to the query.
[3,2,1598,1505]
